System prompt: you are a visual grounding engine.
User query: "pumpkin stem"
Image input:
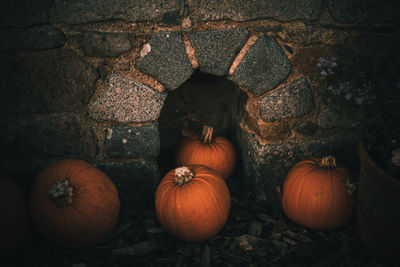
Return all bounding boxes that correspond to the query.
[200,125,214,144]
[319,155,337,169]
[49,178,74,208]
[174,166,194,185]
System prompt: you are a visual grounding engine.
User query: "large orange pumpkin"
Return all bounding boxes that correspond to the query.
[30,159,120,248]
[281,156,354,230]
[155,165,231,241]
[0,176,27,256]
[175,125,236,180]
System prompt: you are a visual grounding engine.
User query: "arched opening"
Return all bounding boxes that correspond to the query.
[157,70,244,177]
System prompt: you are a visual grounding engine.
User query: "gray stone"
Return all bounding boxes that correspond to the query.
[0,49,98,115]
[228,35,291,97]
[82,32,132,57]
[0,0,51,28]
[0,114,80,160]
[0,26,66,53]
[49,0,184,25]
[94,160,160,210]
[328,0,400,24]
[89,72,167,123]
[105,123,160,158]
[188,0,323,22]
[188,28,249,76]
[237,126,359,214]
[258,77,314,122]
[136,31,193,90]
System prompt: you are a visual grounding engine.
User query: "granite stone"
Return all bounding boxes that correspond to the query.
[0,0,51,28]
[136,31,194,90]
[82,31,132,57]
[0,26,66,53]
[188,0,324,22]
[0,49,98,115]
[188,28,249,76]
[237,126,359,214]
[105,123,160,158]
[89,72,167,123]
[328,0,400,24]
[94,160,160,211]
[0,114,80,160]
[258,77,314,122]
[229,35,291,97]
[49,0,184,24]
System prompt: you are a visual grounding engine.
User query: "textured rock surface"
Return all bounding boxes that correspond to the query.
[105,123,160,158]
[328,0,400,23]
[237,126,359,214]
[188,28,249,76]
[0,114,80,160]
[89,72,167,123]
[136,31,193,90]
[229,35,291,97]
[49,0,184,24]
[0,26,66,53]
[0,0,51,28]
[0,49,98,114]
[94,160,160,210]
[188,0,324,22]
[259,77,314,122]
[82,32,132,57]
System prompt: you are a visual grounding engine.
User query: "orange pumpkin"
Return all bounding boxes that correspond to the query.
[175,125,236,180]
[0,176,27,255]
[281,155,354,230]
[30,159,120,248]
[155,165,231,241]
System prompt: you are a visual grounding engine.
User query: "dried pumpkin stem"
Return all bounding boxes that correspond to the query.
[200,125,214,144]
[49,178,74,208]
[174,166,194,185]
[319,155,337,169]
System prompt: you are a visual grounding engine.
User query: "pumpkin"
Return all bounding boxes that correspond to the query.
[155,165,231,241]
[0,176,27,255]
[281,155,354,230]
[30,159,120,248]
[175,125,236,180]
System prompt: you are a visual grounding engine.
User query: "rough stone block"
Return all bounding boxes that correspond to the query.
[82,31,132,57]
[188,0,324,22]
[89,72,167,123]
[0,114,80,160]
[259,77,314,122]
[94,160,161,211]
[229,35,291,97]
[105,123,160,158]
[188,28,249,76]
[136,31,193,90]
[0,26,65,53]
[0,49,98,115]
[237,126,359,215]
[49,0,184,24]
[328,0,400,23]
[0,0,51,28]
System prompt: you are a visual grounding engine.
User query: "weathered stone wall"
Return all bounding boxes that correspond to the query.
[1,0,399,212]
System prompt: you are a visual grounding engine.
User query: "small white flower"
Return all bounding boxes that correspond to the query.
[345,93,352,100]
[320,70,327,76]
[354,97,364,105]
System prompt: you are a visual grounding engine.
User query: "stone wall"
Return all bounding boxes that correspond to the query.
[1,0,399,213]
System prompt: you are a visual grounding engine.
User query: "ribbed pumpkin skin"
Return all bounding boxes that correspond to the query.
[175,136,236,180]
[0,176,27,255]
[155,165,231,241]
[281,158,354,230]
[30,159,120,248]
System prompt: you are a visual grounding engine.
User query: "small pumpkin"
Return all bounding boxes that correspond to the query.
[0,176,27,256]
[281,155,354,230]
[155,165,231,241]
[175,125,236,180]
[30,159,120,248]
